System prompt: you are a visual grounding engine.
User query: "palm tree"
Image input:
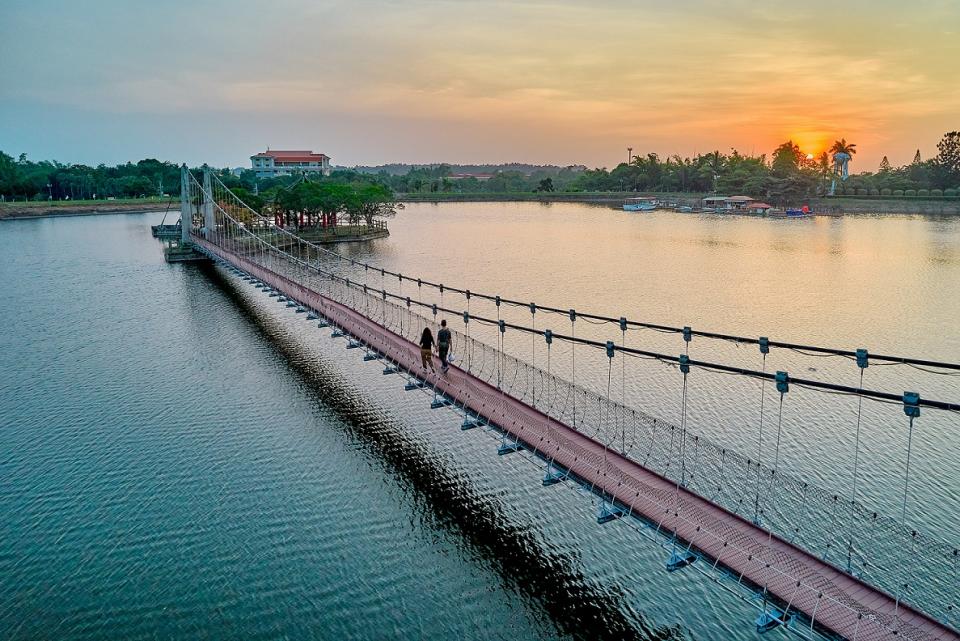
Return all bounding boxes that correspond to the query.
[829,138,857,157]
[829,138,857,182]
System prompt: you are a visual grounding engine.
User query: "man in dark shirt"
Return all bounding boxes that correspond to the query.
[437,319,451,372]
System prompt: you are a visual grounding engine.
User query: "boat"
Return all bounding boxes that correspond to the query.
[769,207,815,218]
[785,206,814,218]
[623,196,658,212]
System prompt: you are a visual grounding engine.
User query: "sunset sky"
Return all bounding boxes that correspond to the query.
[1,0,957,170]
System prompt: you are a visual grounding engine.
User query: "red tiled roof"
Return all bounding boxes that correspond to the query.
[252,150,329,162]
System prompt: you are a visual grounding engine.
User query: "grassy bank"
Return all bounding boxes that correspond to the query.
[0,198,174,220]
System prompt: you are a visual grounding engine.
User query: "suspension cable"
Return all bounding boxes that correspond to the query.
[208,171,960,373]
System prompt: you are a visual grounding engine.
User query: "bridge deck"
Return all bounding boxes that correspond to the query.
[196,237,957,641]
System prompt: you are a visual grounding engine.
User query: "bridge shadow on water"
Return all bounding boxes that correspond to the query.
[200,263,686,641]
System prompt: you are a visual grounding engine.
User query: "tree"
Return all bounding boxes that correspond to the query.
[771,140,804,176]
[829,139,858,157]
[913,149,922,164]
[934,131,960,186]
[535,177,554,192]
[879,156,891,172]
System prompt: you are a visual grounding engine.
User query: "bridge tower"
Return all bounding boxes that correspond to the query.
[202,164,215,238]
[180,163,191,244]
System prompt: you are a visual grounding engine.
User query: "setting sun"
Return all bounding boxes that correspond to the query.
[805,153,815,160]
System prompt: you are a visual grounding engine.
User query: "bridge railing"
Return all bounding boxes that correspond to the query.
[185,168,959,635]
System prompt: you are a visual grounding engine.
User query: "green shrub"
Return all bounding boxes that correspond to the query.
[945,188,958,198]
[905,189,916,197]
[930,189,943,197]
[856,188,868,196]
[869,189,880,196]
[917,189,929,197]
[881,188,892,196]
[894,189,904,196]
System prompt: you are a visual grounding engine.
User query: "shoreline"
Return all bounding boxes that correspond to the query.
[399,193,960,214]
[0,203,173,220]
[4,197,958,220]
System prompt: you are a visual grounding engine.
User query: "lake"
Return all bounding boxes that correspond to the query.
[1,204,958,640]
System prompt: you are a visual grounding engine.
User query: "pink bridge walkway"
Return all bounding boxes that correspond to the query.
[194,235,958,641]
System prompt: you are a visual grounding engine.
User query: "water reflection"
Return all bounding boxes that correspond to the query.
[209,269,684,641]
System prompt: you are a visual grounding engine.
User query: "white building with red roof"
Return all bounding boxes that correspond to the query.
[250,149,331,178]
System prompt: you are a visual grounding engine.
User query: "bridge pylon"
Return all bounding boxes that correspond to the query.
[202,164,214,238]
[180,163,191,244]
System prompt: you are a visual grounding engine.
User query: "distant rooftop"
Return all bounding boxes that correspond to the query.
[251,149,330,162]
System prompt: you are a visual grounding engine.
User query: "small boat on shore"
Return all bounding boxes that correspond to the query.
[770,206,814,218]
[785,206,814,218]
[623,196,658,212]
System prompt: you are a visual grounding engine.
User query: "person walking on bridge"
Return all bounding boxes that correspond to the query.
[419,327,436,373]
[438,319,451,373]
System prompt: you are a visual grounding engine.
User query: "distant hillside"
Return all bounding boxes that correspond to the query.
[347,163,588,176]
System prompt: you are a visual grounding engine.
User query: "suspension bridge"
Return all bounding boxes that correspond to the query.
[168,165,960,641]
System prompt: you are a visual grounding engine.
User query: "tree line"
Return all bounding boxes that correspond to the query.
[3,131,958,204]
[0,154,180,201]
[359,132,960,202]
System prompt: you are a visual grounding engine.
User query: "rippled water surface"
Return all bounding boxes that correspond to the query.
[1,206,958,640]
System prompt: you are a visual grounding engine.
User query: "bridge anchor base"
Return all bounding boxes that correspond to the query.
[542,465,566,486]
[461,415,482,430]
[404,380,427,391]
[597,502,626,524]
[498,439,523,455]
[756,609,791,634]
[666,549,696,572]
[431,396,453,409]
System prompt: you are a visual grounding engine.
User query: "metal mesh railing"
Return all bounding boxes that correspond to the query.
[182,169,959,638]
